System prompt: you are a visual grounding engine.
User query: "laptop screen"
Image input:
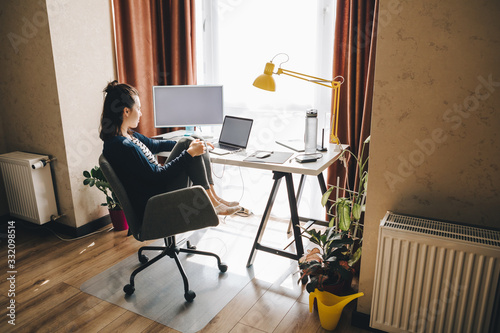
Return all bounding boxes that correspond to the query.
[219,116,253,148]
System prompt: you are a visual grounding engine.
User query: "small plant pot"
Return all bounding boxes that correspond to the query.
[305,274,353,296]
[322,276,353,296]
[109,209,128,231]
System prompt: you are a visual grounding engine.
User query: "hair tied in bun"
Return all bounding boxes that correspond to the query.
[104,80,119,94]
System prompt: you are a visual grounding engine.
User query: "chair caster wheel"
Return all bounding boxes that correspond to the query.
[219,263,228,273]
[186,240,196,250]
[184,290,196,302]
[139,254,149,264]
[124,284,135,295]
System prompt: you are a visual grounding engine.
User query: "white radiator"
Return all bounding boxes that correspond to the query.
[371,211,500,333]
[0,151,58,224]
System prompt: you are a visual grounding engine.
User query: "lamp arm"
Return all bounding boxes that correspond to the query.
[276,68,338,89]
[267,63,344,145]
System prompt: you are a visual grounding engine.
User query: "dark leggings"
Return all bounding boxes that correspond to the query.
[164,135,214,192]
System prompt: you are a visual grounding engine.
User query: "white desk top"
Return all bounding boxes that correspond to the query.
[155,130,348,176]
[210,143,348,176]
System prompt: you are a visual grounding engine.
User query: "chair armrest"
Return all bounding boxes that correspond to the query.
[140,186,219,241]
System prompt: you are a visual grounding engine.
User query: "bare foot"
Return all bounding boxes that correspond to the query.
[214,204,241,215]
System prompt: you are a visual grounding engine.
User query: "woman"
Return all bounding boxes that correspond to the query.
[100,80,240,218]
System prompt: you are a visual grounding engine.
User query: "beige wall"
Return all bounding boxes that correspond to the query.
[46,0,116,227]
[0,1,70,221]
[0,107,8,215]
[358,0,500,314]
[0,0,115,228]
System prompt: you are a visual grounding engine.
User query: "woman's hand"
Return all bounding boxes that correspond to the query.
[187,139,206,157]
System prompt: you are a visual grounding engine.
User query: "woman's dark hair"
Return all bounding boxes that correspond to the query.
[99,80,139,141]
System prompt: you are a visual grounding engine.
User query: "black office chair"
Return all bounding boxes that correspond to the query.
[99,154,227,302]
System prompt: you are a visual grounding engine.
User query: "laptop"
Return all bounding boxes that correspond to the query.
[210,116,253,155]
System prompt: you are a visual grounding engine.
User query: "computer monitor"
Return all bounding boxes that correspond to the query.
[153,85,224,128]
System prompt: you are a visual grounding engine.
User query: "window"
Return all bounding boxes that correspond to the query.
[196,0,335,129]
[196,0,336,219]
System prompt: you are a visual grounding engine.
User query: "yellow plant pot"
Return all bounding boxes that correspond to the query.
[309,289,364,331]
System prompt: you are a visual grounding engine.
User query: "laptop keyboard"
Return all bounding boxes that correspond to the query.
[214,143,240,151]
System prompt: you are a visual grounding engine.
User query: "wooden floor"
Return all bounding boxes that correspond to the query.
[0,216,370,333]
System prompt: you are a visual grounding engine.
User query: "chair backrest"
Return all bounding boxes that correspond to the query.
[99,154,142,238]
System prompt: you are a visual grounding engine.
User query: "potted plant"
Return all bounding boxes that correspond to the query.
[299,228,358,294]
[299,136,370,294]
[83,166,128,231]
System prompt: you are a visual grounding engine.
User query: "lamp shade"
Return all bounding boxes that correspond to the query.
[253,62,276,91]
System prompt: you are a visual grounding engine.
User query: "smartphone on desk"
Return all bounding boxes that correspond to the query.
[295,155,319,163]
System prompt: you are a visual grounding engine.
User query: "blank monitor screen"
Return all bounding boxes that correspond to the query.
[153,85,224,128]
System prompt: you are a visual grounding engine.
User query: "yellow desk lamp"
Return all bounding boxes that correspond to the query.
[253,53,344,144]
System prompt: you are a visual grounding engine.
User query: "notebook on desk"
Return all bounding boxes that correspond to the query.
[210,116,253,155]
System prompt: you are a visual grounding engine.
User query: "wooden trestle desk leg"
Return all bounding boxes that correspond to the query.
[287,174,306,235]
[246,171,305,267]
[286,172,328,234]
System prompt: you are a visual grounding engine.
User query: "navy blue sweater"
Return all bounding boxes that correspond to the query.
[103,132,193,219]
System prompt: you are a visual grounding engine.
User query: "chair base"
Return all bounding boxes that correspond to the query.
[123,236,228,302]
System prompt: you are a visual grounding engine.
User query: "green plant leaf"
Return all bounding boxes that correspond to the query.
[305,229,321,246]
[352,203,362,220]
[326,227,337,241]
[330,237,353,248]
[336,263,353,281]
[95,167,105,181]
[321,187,334,207]
[82,165,121,210]
[327,247,350,262]
[328,216,336,228]
[338,201,351,231]
[348,248,362,266]
[95,180,109,189]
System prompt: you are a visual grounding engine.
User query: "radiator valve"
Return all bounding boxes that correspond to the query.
[50,214,65,222]
[31,157,57,170]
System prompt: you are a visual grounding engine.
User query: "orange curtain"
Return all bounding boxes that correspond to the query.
[113,0,197,138]
[327,0,379,197]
